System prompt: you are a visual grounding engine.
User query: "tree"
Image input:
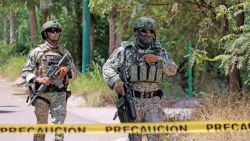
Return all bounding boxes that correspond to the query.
[108,7,121,55]
[9,11,16,44]
[0,0,28,46]
[27,1,38,43]
[2,15,7,46]
[0,1,9,46]
[89,1,136,56]
[40,0,50,22]
[49,0,85,68]
[228,0,244,93]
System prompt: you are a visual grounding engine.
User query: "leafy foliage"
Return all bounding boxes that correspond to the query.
[220,31,250,85]
[1,0,250,101]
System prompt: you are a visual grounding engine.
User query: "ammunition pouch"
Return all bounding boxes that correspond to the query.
[130,61,164,83]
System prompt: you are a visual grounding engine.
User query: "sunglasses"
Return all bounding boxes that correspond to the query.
[140,29,155,34]
[46,28,61,33]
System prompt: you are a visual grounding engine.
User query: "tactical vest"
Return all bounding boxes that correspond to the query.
[122,41,164,83]
[37,44,69,86]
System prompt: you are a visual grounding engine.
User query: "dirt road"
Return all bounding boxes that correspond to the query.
[0,78,126,141]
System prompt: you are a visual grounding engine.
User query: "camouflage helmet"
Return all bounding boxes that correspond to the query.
[134,17,155,32]
[40,20,62,40]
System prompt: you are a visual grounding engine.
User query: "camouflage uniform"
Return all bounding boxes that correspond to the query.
[21,20,77,141]
[103,17,177,141]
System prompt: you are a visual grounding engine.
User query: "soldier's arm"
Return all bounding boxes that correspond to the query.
[158,49,177,76]
[102,47,124,88]
[21,48,41,83]
[63,49,77,80]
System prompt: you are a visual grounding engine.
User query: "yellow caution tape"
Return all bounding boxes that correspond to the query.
[1,120,250,134]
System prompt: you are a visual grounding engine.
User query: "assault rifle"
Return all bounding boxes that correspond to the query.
[27,54,68,106]
[114,68,136,122]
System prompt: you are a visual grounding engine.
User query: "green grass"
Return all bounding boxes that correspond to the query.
[69,72,115,107]
[68,63,116,107]
[0,55,26,80]
[0,46,15,66]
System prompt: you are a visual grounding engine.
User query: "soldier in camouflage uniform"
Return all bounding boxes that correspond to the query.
[103,17,177,141]
[21,20,77,141]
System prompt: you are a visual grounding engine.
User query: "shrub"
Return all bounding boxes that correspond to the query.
[68,63,116,107]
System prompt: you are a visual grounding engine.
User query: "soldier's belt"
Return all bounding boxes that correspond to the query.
[35,83,65,93]
[1,120,250,134]
[134,91,159,98]
[36,85,64,93]
[44,85,64,92]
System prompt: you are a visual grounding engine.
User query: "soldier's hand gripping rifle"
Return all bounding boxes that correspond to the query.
[27,54,68,106]
[114,68,137,122]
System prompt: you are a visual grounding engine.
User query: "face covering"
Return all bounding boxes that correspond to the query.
[135,29,155,49]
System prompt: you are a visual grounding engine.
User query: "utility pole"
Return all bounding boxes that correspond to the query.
[82,0,90,75]
[188,41,193,97]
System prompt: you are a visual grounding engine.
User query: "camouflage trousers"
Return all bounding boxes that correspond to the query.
[129,96,166,141]
[33,91,67,141]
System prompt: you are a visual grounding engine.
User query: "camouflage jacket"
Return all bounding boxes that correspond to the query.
[21,41,77,84]
[102,41,177,92]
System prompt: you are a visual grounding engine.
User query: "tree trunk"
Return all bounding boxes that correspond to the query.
[229,0,244,93]
[115,32,121,50]
[64,0,72,13]
[229,68,241,93]
[9,11,16,44]
[40,0,50,22]
[28,4,38,43]
[72,0,82,69]
[2,15,7,46]
[108,7,121,55]
[108,8,116,55]
[43,9,49,22]
[221,0,229,35]
[90,14,95,64]
[236,0,244,27]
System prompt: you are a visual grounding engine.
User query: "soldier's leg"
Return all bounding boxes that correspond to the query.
[50,92,67,141]
[144,96,166,141]
[128,98,145,141]
[34,98,50,141]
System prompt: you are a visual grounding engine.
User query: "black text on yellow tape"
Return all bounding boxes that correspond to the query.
[0,120,250,134]
[0,125,86,134]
